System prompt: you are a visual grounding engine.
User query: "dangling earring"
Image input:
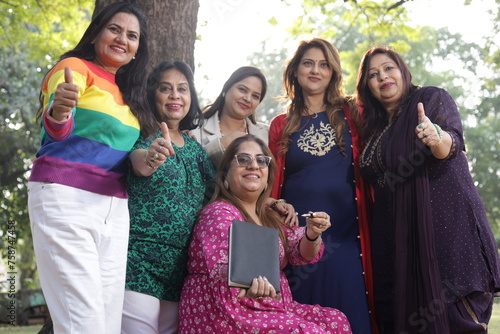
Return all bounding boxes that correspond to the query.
[223,179,229,190]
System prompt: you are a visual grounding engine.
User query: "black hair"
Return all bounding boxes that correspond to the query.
[202,66,267,124]
[146,61,202,134]
[37,2,156,136]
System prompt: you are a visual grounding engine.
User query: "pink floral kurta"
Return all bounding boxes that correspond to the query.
[178,200,352,333]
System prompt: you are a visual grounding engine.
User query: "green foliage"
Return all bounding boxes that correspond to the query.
[0,0,94,67]
[251,0,500,235]
[0,45,45,288]
[248,41,289,121]
[0,0,93,288]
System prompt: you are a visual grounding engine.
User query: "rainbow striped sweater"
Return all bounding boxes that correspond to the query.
[29,57,140,198]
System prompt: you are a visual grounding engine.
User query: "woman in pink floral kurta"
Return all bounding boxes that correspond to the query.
[178,135,351,334]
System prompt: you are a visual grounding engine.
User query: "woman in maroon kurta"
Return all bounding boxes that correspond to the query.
[355,46,500,333]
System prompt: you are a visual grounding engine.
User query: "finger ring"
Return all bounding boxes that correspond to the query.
[255,296,263,300]
[423,131,428,138]
[294,212,298,216]
[150,158,155,163]
[418,123,424,128]
[159,140,165,147]
[154,153,159,159]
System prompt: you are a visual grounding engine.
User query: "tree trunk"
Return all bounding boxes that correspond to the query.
[93,0,199,71]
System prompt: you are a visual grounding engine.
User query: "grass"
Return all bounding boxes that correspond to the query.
[490,301,500,333]
[0,326,42,333]
[0,302,498,333]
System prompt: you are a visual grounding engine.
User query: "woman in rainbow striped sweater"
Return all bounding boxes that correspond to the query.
[27,3,155,333]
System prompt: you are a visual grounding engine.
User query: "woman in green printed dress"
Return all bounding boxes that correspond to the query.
[122,61,216,334]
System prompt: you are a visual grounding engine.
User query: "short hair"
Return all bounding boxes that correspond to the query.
[146,61,202,131]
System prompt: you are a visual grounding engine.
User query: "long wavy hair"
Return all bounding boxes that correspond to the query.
[280,38,355,155]
[209,135,289,252]
[202,66,267,124]
[145,61,202,137]
[355,46,419,142]
[37,2,156,136]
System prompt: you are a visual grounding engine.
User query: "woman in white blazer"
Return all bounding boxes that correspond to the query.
[195,66,269,168]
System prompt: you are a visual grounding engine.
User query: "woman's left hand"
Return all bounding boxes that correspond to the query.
[237,276,280,301]
[275,201,299,227]
[415,102,441,147]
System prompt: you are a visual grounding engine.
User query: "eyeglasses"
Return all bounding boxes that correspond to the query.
[234,153,272,168]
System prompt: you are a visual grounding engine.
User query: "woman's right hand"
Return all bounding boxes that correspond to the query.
[145,122,175,170]
[50,67,79,122]
[304,211,331,239]
[237,276,280,301]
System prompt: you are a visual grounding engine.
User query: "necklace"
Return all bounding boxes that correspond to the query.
[304,104,325,118]
[218,117,248,137]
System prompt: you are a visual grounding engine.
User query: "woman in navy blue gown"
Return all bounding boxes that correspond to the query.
[269,38,377,334]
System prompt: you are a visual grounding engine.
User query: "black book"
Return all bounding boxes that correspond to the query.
[228,219,280,293]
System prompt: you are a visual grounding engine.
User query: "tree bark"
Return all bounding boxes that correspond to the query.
[93,0,199,71]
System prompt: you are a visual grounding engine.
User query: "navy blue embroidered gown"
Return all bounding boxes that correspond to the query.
[282,111,372,334]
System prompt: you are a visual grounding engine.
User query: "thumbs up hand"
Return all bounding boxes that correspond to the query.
[415,102,441,147]
[145,122,176,170]
[50,67,79,122]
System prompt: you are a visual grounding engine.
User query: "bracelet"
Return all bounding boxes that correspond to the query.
[430,124,444,148]
[270,199,286,210]
[433,123,443,139]
[304,227,320,242]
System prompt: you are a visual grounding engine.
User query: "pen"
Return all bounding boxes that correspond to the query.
[301,212,315,218]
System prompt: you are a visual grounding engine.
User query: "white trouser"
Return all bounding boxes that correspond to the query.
[121,290,179,334]
[28,182,129,334]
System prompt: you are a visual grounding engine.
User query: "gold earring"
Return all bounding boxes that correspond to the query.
[223,179,229,190]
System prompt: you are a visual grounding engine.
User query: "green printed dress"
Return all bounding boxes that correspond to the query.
[125,132,215,301]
